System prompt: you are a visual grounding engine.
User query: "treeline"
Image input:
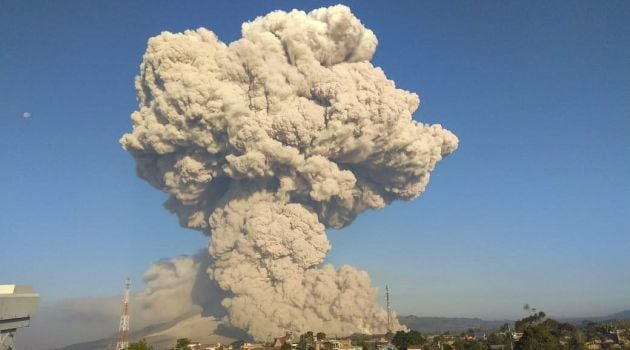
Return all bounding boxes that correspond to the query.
[389,311,630,350]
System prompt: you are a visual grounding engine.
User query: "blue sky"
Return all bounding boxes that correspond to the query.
[1,0,628,320]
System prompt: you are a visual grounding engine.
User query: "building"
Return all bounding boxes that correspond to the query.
[584,341,600,350]
[273,336,290,348]
[243,342,278,350]
[272,331,295,348]
[0,285,40,350]
[196,343,232,350]
[329,339,353,350]
[473,332,486,341]
[376,343,397,350]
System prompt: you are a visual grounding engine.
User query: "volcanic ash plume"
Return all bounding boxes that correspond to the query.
[121,5,458,340]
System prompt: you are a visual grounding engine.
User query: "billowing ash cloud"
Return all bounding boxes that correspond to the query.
[121,5,458,340]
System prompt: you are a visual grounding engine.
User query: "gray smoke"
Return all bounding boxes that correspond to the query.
[121,5,458,340]
[20,254,215,350]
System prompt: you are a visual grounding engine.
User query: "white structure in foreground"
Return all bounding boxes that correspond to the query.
[0,285,39,350]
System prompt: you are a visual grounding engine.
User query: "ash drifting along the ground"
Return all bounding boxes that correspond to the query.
[121,5,458,340]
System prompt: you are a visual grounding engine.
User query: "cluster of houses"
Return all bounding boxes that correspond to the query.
[420,331,522,350]
[427,329,630,350]
[183,342,232,350]
[180,334,393,350]
[178,327,630,350]
[582,330,630,350]
[178,332,517,350]
[240,334,360,350]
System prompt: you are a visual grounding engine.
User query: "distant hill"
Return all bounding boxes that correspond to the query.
[606,310,630,320]
[397,315,510,334]
[560,309,630,325]
[397,309,630,334]
[63,338,111,350]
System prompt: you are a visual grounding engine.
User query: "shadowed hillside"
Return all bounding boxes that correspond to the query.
[397,315,509,334]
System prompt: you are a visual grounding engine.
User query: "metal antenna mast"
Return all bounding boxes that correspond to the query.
[386,285,392,333]
[115,278,131,350]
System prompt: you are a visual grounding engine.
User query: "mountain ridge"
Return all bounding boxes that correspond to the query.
[398,309,630,333]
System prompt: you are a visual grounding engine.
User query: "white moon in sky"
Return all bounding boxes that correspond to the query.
[23,112,31,118]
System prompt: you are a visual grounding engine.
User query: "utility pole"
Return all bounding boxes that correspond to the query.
[386,285,392,334]
[115,278,131,350]
[508,324,513,350]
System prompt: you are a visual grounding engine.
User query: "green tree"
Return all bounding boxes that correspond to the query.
[468,341,484,350]
[297,339,306,350]
[297,332,315,350]
[515,311,546,332]
[515,324,559,350]
[128,339,152,350]
[452,339,482,350]
[231,340,245,350]
[487,333,502,345]
[407,330,425,345]
[174,338,192,350]
[392,330,426,350]
[392,331,408,350]
[316,332,326,341]
[452,338,466,350]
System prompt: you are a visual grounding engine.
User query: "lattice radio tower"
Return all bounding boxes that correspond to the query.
[386,285,393,333]
[115,278,131,350]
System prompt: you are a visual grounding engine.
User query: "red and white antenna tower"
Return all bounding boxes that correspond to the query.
[115,278,131,350]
